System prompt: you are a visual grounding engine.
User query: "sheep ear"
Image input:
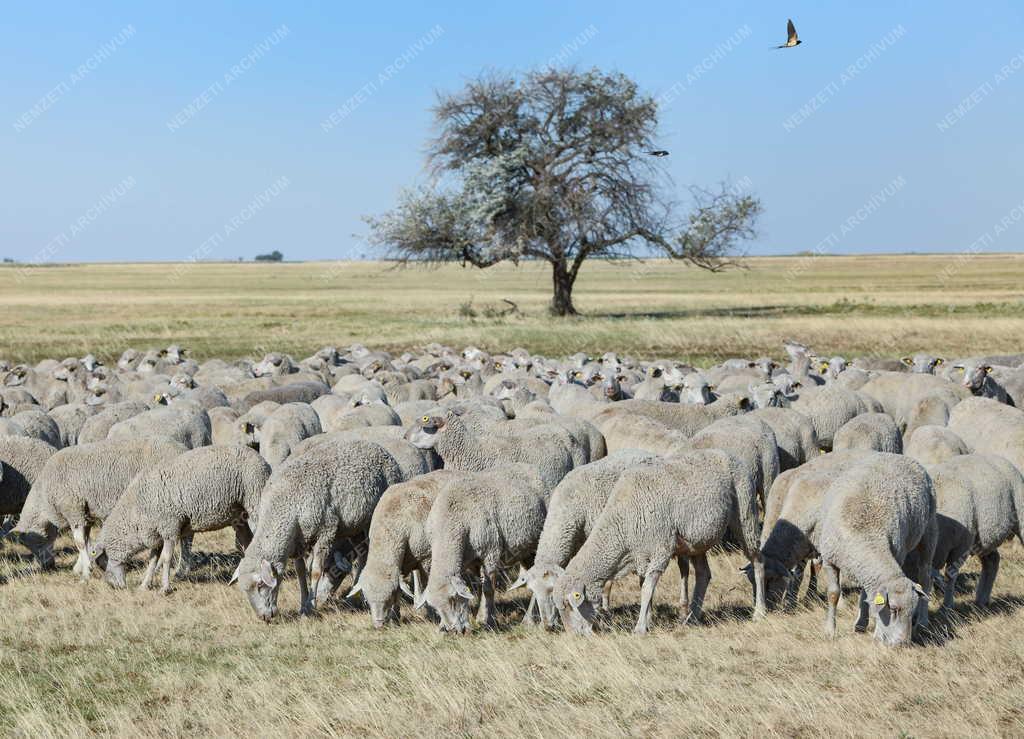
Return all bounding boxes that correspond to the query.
[913,583,929,601]
[934,358,944,366]
[983,365,992,374]
[346,582,362,599]
[901,357,913,366]
[259,559,278,589]
[451,578,473,600]
[873,591,886,606]
[228,564,241,586]
[413,590,428,610]
[398,578,414,599]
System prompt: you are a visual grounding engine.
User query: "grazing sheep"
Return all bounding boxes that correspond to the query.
[583,412,687,455]
[349,469,460,628]
[107,403,212,449]
[406,410,577,490]
[77,401,149,444]
[90,445,270,593]
[417,463,549,633]
[233,438,403,620]
[324,401,401,432]
[14,438,188,575]
[929,454,1024,609]
[817,453,936,646]
[0,436,59,516]
[256,402,323,467]
[904,425,969,468]
[751,450,875,610]
[832,412,903,453]
[948,397,1024,475]
[207,406,242,446]
[553,449,752,635]
[509,450,658,627]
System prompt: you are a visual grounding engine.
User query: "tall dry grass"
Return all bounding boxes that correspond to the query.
[1,530,1023,737]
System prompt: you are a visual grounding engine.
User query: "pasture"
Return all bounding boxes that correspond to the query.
[2,254,1023,365]
[2,254,1024,738]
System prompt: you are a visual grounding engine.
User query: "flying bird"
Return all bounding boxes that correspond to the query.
[647,150,670,157]
[776,19,801,48]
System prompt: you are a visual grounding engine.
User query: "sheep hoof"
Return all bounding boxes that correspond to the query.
[753,607,767,622]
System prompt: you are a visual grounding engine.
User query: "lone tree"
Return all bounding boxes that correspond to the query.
[365,68,762,316]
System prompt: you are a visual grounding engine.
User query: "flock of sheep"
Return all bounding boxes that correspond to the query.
[1,340,1023,647]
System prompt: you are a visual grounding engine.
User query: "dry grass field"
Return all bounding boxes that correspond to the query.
[2,254,1024,737]
[1,253,1023,365]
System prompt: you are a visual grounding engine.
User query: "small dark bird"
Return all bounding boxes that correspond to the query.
[647,150,670,157]
[776,19,801,48]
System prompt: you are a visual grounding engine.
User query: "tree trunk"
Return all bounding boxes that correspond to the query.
[550,262,578,316]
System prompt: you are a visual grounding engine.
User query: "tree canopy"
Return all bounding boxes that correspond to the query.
[366,67,762,315]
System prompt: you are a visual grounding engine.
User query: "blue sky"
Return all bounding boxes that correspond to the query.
[2,1,1023,263]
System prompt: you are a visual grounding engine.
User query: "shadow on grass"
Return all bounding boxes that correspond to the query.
[918,595,1024,647]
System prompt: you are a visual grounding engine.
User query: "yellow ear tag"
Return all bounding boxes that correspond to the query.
[873,593,885,606]
[572,591,582,600]
[421,416,430,423]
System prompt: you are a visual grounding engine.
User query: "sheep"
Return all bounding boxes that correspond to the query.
[107,403,212,449]
[788,385,882,450]
[324,401,401,432]
[90,445,270,593]
[904,425,968,468]
[749,406,820,470]
[858,372,970,434]
[349,469,460,627]
[417,463,549,633]
[47,403,102,447]
[832,412,903,453]
[580,411,686,456]
[13,438,188,575]
[508,450,658,627]
[928,454,1024,609]
[8,410,61,448]
[233,438,403,620]
[256,402,322,467]
[902,354,944,374]
[235,381,331,413]
[903,387,968,439]
[952,361,1010,403]
[553,449,754,635]
[948,397,1024,475]
[0,436,59,517]
[687,414,780,511]
[816,453,936,646]
[77,400,150,444]
[589,393,751,439]
[751,450,875,610]
[406,410,577,490]
[293,427,436,482]
[208,406,242,446]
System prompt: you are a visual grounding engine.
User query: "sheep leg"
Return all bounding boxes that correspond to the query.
[823,563,841,639]
[70,525,89,580]
[138,547,161,591]
[412,569,425,602]
[942,561,961,611]
[853,589,869,633]
[749,551,767,621]
[159,537,177,594]
[602,580,613,610]
[785,561,805,611]
[295,555,312,616]
[686,554,712,625]
[676,557,690,619]
[634,567,664,635]
[804,557,824,604]
[521,593,538,626]
[175,534,193,579]
[307,546,329,611]
[975,550,1000,608]
[478,572,497,629]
